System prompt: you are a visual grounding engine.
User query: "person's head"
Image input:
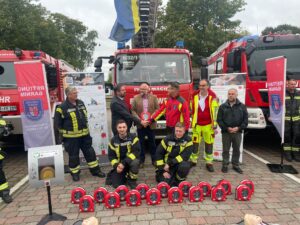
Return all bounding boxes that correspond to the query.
[174,122,185,139]
[114,83,126,98]
[139,82,150,96]
[287,79,297,93]
[167,82,180,98]
[227,88,238,103]
[199,79,209,95]
[116,119,127,137]
[65,86,78,102]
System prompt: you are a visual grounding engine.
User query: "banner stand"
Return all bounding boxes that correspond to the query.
[37,181,67,225]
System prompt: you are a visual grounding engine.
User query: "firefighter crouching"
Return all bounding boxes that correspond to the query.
[54,87,105,181]
[284,79,300,162]
[155,122,194,186]
[0,117,13,203]
[106,120,140,189]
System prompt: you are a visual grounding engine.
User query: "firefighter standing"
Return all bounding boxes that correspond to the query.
[190,79,219,172]
[106,120,140,189]
[54,87,105,181]
[155,122,193,186]
[151,82,190,134]
[284,79,300,162]
[0,117,13,203]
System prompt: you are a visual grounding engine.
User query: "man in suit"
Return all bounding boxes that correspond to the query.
[110,84,147,135]
[131,82,159,167]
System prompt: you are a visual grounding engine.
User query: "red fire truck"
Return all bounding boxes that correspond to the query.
[98,45,194,137]
[206,34,300,129]
[0,49,75,140]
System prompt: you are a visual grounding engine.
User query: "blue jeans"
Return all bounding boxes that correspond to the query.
[137,127,156,163]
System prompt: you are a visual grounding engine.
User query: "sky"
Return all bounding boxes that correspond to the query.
[38,0,300,76]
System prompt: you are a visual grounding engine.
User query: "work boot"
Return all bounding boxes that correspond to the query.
[127,179,137,189]
[292,151,300,162]
[92,170,106,178]
[0,189,13,204]
[190,161,197,167]
[71,173,80,182]
[233,166,243,174]
[206,163,214,172]
[284,151,293,162]
[221,165,228,173]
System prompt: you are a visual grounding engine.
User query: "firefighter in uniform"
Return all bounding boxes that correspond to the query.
[190,79,219,172]
[155,122,194,186]
[284,79,300,162]
[54,87,105,181]
[151,82,190,134]
[0,117,13,203]
[106,120,140,189]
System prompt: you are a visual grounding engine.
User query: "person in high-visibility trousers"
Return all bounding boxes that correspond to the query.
[54,87,105,181]
[0,117,13,203]
[190,79,219,172]
[284,79,300,162]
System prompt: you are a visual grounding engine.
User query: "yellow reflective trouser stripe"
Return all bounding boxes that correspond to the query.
[156,160,164,166]
[205,154,213,163]
[0,120,6,126]
[111,159,119,167]
[283,146,291,151]
[128,171,138,179]
[88,160,98,168]
[161,139,167,150]
[70,165,80,174]
[176,173,185,181]
[70,112,78,132]
[285,116,300,121]
[127,153,136,160]
[175,155,183,163]
[292,147,300,151]
[295,96,300,99]
[0,182,9,191]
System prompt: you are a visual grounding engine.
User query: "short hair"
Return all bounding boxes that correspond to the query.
[65,86,77,96]
[169,82,180,90]
[114,83,125,93]
[199,79,210,86]
[228,88,238,94]
[287,79,296,83]
[175,122,185,129]
[140,82,150,87]
[116,119,127,128]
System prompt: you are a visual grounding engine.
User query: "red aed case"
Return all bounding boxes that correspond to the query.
[79,195,94,212]
[136,183,149,199]
[71,187,86,204]
[168,187,183,203]
[115,185,129,201]
[235,184,252,201]
[240,180,255,196]
[189,186,204,202]
[211,185,226,202]
[126,189,142,206]
[104,192,121,209]
[198,182,212,197]
[178,181,192,197]
[146,188,161,205]
[217,179,232,195]
[93,187,108,203]
[157,182,170,198]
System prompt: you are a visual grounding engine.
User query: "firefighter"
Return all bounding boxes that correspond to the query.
[190,79,219,172]
[54,87,105,181]
[151,82,190,134]
[0,117,13,203]
[106,119,140,189]
[155,122,194,186]
[284,79,300,162]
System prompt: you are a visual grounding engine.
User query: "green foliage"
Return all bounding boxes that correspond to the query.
[155,0,247,61]
[0,0,98,70]
[261,24,300,35]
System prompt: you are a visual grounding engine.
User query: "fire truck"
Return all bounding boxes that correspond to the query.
[0,49,75,140]
[96,43,194,137]
[205,34,300,129]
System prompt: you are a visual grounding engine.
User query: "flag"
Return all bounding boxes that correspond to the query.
[266,56,286,144]
[109,0,140,42]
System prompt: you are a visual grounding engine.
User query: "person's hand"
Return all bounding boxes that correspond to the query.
[117,163,124,173]
[228,127,234,133]
[164,163,169,172]
[232,127,239,133]
[244,214,262,225]
[163,172,171,179]
[141,120,149,127]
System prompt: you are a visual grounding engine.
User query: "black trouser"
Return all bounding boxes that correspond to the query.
[156,161,190,186]
[222,132,242,167]
[106,159,139,188]
[137,127,156,163]
[284,120,300,152]
[63,135,100,175]
[0,160,9,191]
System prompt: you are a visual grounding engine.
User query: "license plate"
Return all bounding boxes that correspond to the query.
[0,106,17,112]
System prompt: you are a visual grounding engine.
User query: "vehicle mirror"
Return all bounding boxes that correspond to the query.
[94,58,102,68]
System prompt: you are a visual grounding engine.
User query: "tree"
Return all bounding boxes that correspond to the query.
[155,0,247,61]
[261,24,300,35]
[0,0,98,70]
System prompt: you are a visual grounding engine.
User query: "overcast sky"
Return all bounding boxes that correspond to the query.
[39,0,300,75]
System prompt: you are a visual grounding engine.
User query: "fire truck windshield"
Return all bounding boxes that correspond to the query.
[116,54,191,84]
[248,45,300,81]
[0,62,17,88]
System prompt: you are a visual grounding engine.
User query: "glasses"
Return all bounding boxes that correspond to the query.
[199,85,207,87]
